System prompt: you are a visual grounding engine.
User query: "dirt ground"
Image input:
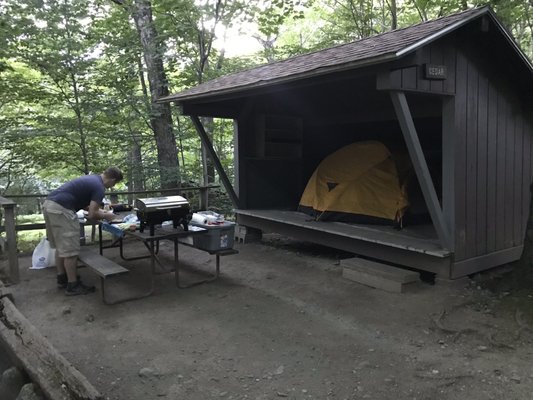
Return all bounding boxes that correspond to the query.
[5,233,533,400]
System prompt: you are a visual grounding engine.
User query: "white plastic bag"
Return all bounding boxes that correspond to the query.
[31,238,56,269]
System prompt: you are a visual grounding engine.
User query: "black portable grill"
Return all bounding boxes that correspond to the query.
[134,196,191,235]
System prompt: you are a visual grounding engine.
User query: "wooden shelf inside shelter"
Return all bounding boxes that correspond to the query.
[254,114,303,159]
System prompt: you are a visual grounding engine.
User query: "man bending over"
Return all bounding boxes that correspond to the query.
[43,167,123,295]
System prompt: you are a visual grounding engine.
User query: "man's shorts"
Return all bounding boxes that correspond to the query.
[43,200,80,258]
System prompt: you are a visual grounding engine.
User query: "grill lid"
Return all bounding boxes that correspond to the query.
[134,195,189,212]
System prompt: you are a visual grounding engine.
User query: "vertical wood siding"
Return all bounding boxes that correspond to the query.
[504,103,515,249]
[476,74,488,256]
[454,51,533,262]
[485,85,498,253]
[521,121,533,245]
[514,112,524,247]
[495,95,507,251]
[454,52,468,260]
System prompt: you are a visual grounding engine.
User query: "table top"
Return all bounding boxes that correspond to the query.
[95,210,208,241]
[123,224,207,241]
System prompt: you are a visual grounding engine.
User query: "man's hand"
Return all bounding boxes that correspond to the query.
[104,212,121,223]
[87,200,118,222]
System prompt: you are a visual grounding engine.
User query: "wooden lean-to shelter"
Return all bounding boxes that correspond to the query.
[160,6,533,279]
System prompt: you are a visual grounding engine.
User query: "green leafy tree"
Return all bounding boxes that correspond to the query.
[156,0,258,187]
[110,0,180,190]
[90,5,152,192]
[2,0,128,181]
[484,0,532,60]
[1,0,531,203]
[247,0,311,62]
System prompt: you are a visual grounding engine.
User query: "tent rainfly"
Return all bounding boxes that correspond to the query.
[298,141,410,225]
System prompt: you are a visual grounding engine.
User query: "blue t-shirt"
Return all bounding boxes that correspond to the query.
[47,175,105,211]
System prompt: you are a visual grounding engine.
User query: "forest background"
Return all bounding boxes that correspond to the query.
[1,0,532,215]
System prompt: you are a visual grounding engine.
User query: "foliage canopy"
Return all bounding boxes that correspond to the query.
[0,0,531,202]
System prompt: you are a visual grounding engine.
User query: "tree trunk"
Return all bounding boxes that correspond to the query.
[127,133,144,204]
[130,133,145,191]
[131,0,179,190]
[69,69,90,175]
[390,0,397,30]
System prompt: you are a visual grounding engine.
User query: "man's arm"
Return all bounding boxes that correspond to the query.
[87,200,116,222]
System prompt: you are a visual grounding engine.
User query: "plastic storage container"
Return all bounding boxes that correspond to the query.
[191,221,235,252]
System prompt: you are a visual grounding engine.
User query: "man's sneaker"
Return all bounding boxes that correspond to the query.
[78,281,96,293]
[57,273,68,289]
[65,281,96,296]
[57,274,90,290]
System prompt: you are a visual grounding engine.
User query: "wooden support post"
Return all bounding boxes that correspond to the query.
[201,142,210,209]
[190,115,240,208]
[1,199,19,283]
[199,186,208,210]
[390,91,451,249]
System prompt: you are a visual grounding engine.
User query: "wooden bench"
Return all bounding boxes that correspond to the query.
[78,247,151,305]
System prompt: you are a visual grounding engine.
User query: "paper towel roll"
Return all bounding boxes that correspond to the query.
[191,213,208,225]
[203,214,218,223]
[191,213,220,225]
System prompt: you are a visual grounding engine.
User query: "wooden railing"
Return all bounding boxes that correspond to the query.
[0,185,220,284]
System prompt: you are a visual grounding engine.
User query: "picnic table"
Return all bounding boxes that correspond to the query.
[78,213,237,305]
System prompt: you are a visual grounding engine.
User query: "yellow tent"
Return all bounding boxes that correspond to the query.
[298,141,409,224]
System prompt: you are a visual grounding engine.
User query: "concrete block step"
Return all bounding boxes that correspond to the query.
[341,257,419,293]
[234,225,262,244]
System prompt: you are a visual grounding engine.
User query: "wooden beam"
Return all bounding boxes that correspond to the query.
[442,97,456,251]
[0,297,102,400]
[4,186,220,200]
[1,202,19,283]
[451,245,523,278]
[390,91,451,249]
[190,115,240,208]
[182,103,238,119]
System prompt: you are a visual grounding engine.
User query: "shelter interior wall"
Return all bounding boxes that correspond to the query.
[239,80,445,227]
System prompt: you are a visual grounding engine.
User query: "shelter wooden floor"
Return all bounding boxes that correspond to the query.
[235,209,452,275]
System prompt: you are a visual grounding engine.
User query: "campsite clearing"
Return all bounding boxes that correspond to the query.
[5,233,533,400]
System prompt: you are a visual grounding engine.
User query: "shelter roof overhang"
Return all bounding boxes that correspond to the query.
[158,6,533,107]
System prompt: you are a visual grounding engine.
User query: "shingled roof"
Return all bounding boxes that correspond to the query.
[160,6,530,103]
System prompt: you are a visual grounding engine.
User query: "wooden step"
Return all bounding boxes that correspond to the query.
[341,257,419,293]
